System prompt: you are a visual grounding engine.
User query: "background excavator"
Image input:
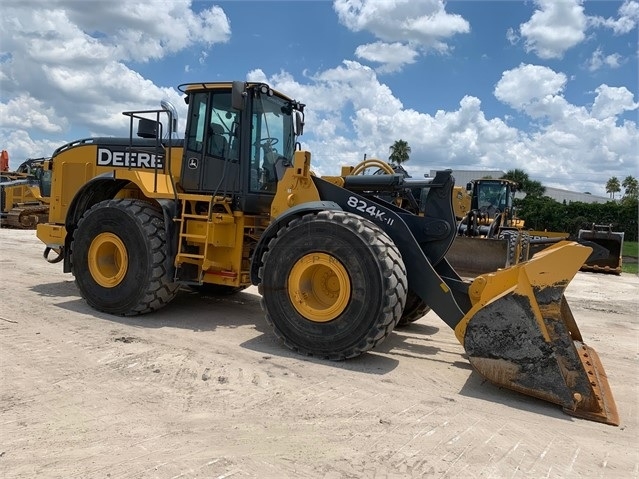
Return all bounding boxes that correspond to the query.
[446,178,624,276]
[33,81,618,426]
[0,150,51,228]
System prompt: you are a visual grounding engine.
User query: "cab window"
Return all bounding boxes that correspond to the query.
[186,93,208,153]
[249,95,294,192]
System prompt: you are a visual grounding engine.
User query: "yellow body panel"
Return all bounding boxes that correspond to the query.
[45,144,184,224]
[36,223,67,248]
[124,170,177,197]
[452,186,472,219]
[271,150,321,218]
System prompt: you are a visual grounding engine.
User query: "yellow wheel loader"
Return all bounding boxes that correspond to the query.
[35,81,618,425]
[447,178,623,276]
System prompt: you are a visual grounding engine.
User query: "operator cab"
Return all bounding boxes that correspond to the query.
[473,179,514,218]
[178,81,304,214]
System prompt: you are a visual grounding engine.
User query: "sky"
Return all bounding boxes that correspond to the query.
[0,0,637,197]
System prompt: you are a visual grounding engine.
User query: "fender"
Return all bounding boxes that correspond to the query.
[62,172,178,277]
[62,172,129,273]
[249,201,342,285]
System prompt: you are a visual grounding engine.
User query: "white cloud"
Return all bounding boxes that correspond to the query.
[494,64,567,112]
[588,0,639,35]
[514,0,638,61]
[0,1,636,196]
[256,61,637,196]
[355,42,419,73]
[0,129,65,165]
[57,0,230,62]
[591,85,639,120]
[0,0,229,149]
[0,94,66,133]
[518,0,587,59]
[587,47,624,71]
[333,0,469,72]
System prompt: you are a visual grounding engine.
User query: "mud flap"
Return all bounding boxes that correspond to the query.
[454,241,619,426]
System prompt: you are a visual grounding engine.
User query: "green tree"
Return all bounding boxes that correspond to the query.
[501,168,545,197]
[523,179,546,198]
[606,176,621,199]
[388,140,411,165]
[622,175,638,200]
[501,168,527,186]
[514,195,637,241]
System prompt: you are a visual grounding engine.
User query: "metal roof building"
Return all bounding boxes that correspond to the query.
[537,187,610,205]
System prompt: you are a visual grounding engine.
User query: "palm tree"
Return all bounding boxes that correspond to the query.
[501,168,527,188]
[501,169,545,197]
[388,140,411,166]
[606,177,621,199]
[622,175,638,200]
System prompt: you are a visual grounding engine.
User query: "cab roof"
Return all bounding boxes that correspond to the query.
[177,82,295,102]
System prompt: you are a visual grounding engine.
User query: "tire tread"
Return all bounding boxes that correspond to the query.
[258,210,407,359]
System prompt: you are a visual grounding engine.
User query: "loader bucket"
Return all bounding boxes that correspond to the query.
[454,241,619,426]
[446,235,512,277]
[578,225,624,275]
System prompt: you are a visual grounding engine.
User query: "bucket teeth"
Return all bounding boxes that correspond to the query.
[456,241,619,426]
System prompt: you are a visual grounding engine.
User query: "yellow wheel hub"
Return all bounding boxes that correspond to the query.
[88,233,128,288]
[288,253,351,322]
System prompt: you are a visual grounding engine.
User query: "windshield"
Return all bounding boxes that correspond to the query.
[478,182,508,212]
[249,93,296,192]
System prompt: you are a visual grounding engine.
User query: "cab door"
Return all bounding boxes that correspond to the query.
[180,91,208,192]
[180,90,241,194]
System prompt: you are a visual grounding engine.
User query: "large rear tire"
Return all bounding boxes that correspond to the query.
[71,199,179,315]
[258,210,407,359]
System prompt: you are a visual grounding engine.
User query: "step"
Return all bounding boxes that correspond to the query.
[181,233,207,241]
[176,253,205,260]
[179,193,215,202]
[178,213,211,220]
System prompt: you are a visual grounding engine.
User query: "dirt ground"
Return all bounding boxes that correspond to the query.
[0,228,637,479]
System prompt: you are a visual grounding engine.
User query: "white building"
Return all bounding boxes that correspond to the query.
[541,187,610,205]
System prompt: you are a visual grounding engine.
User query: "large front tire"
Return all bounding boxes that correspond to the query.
[258,210,407,359]
[71,199,179,315]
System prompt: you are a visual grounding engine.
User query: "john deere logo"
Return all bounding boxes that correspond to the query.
[96,148,163,169]
[188,158,198,169]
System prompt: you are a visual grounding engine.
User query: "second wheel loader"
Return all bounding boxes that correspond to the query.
[447,178,624,276]
[35,81,618,426]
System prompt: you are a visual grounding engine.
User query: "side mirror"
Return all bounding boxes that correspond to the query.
[294,110,304,136]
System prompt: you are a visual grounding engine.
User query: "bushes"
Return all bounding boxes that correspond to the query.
[515,196,638,241]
